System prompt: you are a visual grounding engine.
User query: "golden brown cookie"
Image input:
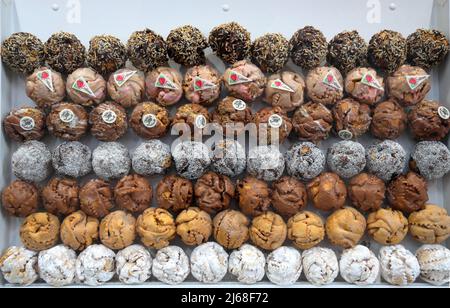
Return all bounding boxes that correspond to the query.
[20,212,60,251]
[100,211,136,250]
[42,177,79,216]
[288,211,325,250]
[213,210,249,249]
[367,208,408,245]
[136,208,176,249]
[408,205,450,244]
[326,207,366,249]
[176,207,212,246]
[307,172,347,212]
[249,211,287,251]
[60,210,99,251]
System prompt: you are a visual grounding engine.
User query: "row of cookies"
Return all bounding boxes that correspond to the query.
[1,242,448,287]
[1,27,448,76]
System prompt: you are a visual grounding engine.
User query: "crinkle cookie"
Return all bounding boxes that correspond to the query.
[229,244,266,284]
[52,141,92,178]
[247,145,285,182]
[410,141,450,181]
[213,210,249,250]
[0,247,38,286]
[132,140,172,176]
[326,207,366,249]
[366,140,407,182]
[60,211,99,252]
[367,208,408,245]
[250,212,287,251]
[176,207,212,246]
[378,245,420,286]
[190,242,228,284]
[116,245,152,284]
[152,246,190,285]
[12,140,52,183]
[302,247,339,286]
[211,139,246,178]
[38,245,77,287]
[92,142,131,181]
[172,141,211,180]
[415,245,450,286]
[136,208,176,249]
[76,244,115,286]
[266,246,302,286]
[285,142,325,182]
[288,211,325,250]
[99,211,136,250]
[327,141,366,179]
[339,245,380,285]
[20,212,60,252]
[408,205,450,244]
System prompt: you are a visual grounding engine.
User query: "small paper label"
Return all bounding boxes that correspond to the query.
[438,106,450,120]
[195,115,207,129]
[19,116,35,131]
[72,77,96,97]
[59,109,75,123]
[271,79,295,93]
[193,77,217,92]
[101,110,117,124]
[37,69,54,92]
[228,70,252,85]
[232,99,247,111]
[114,70,136,87]
[361,72,384,90]
[142,114,157,128]
[322,72,343,91]
[268,114,283,128]
[338,130,353,140]
[405,75,430,91]
[155,73,178,90]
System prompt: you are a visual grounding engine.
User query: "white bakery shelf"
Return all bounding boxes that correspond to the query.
[0,0,449,288]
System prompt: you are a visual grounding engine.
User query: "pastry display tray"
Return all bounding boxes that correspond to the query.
[0,0,449,288]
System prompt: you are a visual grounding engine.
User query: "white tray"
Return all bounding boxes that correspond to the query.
[0,0,449,288]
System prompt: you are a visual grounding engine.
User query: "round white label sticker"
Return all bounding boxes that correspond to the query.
[102,110,117,124]
[338,130,353,140]
[19,116,35,131]
[142,114,157,128]
[438,106,450,120]
[59,109,75,123]
[195,115,207,129]
[268,114,283,128]
[232,99,247,111]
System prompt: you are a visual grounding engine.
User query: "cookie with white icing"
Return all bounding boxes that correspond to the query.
[38,245,77,287]
[152,246,190,285]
